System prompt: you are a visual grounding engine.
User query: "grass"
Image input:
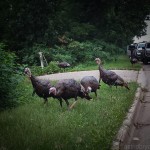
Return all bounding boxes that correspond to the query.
[68,55,142,72]
[0,79,138,150]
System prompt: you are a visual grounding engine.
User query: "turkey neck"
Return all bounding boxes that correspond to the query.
[98,64,105,78]
[30,75,37,88]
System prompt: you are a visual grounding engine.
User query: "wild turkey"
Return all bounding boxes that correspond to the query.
[24,68,54,104]
[49,79,91,109]
[130,57,138,66]
[95,58,130,90]
[57,61,70,71]
[130,49,138,66]
[80,76,100,97]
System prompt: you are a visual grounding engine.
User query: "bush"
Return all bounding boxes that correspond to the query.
[19,39,124,67]
[31,61,60,76]
[20,44,53,66]
[0,43,22,109]
[67,40,124,63]
[68,22,97,41]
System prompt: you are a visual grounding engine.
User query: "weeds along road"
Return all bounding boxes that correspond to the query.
[38,70,139,83]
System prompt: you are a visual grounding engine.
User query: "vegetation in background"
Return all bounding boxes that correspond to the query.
[19,40,124,67]
[0,80,138,150]
[0,43,23,109]
[31,61,60,76]
[0,0,149,66]
[30,55,141,76]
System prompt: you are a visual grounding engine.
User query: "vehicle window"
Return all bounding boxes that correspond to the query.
[138,43,145,48]
[129,46,135,50]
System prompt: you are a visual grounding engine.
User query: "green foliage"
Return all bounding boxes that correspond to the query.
[54,54,72,63]
[68,22,97,41]
[1,0,150,62]
[0,43,23,109]
[0,0,149,66]
[92,40,123,61]
[67,40,124,63]
[43,61,60,74]
[20,40,124,67]
[50,45,74,64]
[31,61,60,76]
[20,44,53,65]
[0,0,61,50]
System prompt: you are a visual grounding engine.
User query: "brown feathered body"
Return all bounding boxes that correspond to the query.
[30,75,52,98]
[95,58,130,90]
[24,68,54,104]
[80,76,100,96]
[57,62,70,69]
[49,79,91,108]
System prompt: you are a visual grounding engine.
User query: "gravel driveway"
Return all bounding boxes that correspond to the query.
[38,70,139,82]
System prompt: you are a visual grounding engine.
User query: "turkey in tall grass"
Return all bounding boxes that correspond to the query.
[24,68,55,104]
[49,79,91,109]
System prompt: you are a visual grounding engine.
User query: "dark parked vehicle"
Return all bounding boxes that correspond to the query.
[127,43,137,57]
[135,42,146,60]
[141,42,150,64]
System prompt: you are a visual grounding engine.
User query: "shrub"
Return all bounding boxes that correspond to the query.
[19,39,124,67]
[67,40,124,63]
[31,61,60,76]
[21,44,53,66]
[42,61,60,75]
[68,22,97,41]
[53,54,72,64]
[0,43,22,109]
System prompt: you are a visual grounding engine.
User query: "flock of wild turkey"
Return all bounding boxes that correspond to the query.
[24,58,129,109]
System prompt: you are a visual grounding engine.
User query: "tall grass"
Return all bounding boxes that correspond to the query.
[0,80,138,150]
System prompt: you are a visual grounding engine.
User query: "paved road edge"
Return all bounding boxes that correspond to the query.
[111,87,144,150]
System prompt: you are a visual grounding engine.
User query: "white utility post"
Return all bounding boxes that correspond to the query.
[39,52,44,69]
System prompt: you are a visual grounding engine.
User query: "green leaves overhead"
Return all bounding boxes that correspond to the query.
[0,0,149,64]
